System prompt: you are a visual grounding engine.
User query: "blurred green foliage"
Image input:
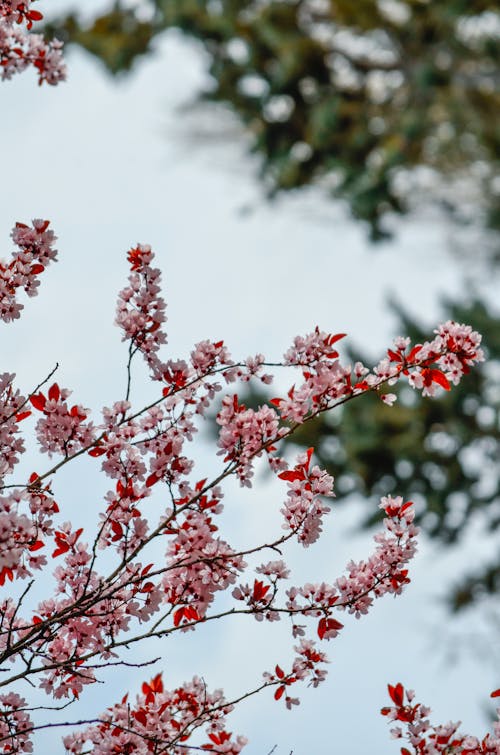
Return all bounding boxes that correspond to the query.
[47,0,500,242]
[232,298,500,612]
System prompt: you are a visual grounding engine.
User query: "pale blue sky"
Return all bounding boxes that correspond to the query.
[1,3,497,752]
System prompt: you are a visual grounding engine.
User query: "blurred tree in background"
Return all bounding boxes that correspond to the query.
[48,0,500,243]
[46,0,500,610]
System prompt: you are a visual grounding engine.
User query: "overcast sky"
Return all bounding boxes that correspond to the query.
[1,3,498,752]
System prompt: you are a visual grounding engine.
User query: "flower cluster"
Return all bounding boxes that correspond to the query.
[382,683,500,754]
[0,220,58,323]
[278,447,334,546]
[0,692,32,754]
[29,382,96,457]
[63,673,247,755]
[217,394,285,485]
[0,2,65,84]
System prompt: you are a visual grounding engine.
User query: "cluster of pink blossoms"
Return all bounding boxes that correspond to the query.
[0,219,58,323]
[382,683,500,754]
[0,1,65,84]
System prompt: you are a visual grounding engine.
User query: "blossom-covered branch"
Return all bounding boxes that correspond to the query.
[382,683,500,754]
[0,229,486,753]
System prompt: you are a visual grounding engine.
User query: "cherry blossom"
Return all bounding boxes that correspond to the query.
[0,2,65,84]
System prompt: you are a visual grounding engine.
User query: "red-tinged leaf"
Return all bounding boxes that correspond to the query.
[28,472,39,484]
[15,222,29,229]
[74,528,83,541]
[305,447,313,469]
[88,446,106,457]
[140,581,154,593]
[121,693,128,704]
[29,393,46,411]
[110,521,123,542]
[52,544,69,558]
[32,615,43,624]
[214,340,223,349]
[274,685,285,701]
[380,707,391,717]
[133,710,147,726]
[28,540,44,552]
[195,478,207,492]
[0,567,13,586]
[328,333,347,346]
[387,349,402,362]
[388,683,404,707]
[270,397,282,407]
[30,263,45,275]
[253,580,270,602]
[401,749,412,755]
[150,673,163,693]
[407,345,422,363]
[51,501,59,513]
[141,563,154,577]
[430,369,451,390]
[277,470,303,482]
[491,689,500,698]
[146,473,159,488]
[317,617,344,640]
[275,665,285,679]
[354,380,370,392]
[185,606,200,621]
[173,607,185,627]
[70,405,86,419]
[27,9,43,21]
[15,410,31,422]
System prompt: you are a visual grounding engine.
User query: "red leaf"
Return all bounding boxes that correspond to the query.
[28,472,39,484]
[110,521,123,542]
[0,567,14,586]
[29,393,46,411]
[270,397,282,407]
[252,580,270,602]
[30,263,45,275]
[388,683,404,707]
[328,333,347,346]
[278,470,304,482]
[150,673,163,693]
[48,383,60,401]
[275,665,285,679]
[146,473,159,488]
[317,617,344,640]
[88,446,106,457]
[133,710,147,726]
[173,607,185,627]
[15,410,31,422]
[491,689,500,698]
[32,615,43,624]
[429,369,451,390]
[274,685,285,701]
[28,540,44,552]
[387,349,402,363]
[27,10,43,21]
